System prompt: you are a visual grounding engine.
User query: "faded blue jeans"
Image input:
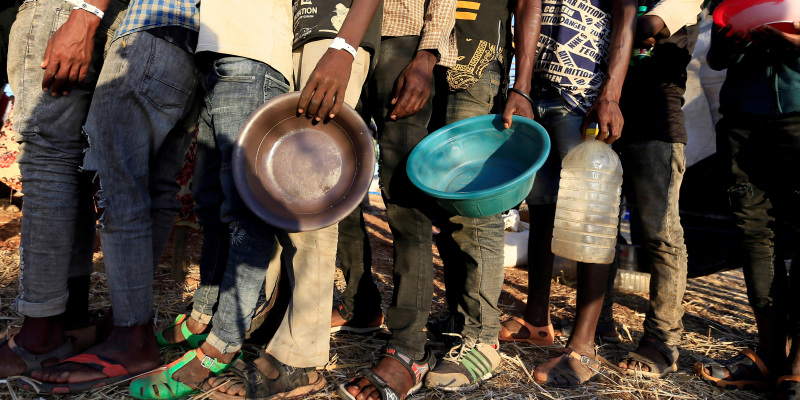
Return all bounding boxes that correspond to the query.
[82,31,199,327]
[191,56,288,354]
[8,0,128,318]
[431,61,506,345]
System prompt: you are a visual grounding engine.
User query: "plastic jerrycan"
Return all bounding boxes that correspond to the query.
[551,123,623,264]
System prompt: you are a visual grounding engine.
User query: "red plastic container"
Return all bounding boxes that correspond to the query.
[713,0,799,33]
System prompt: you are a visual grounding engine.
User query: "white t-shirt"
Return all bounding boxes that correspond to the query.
[197,1,293,85]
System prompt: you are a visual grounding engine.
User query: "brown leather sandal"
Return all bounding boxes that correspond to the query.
[498,316,554,346]
[693,348,771,390]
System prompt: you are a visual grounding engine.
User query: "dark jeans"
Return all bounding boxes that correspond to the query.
[431,61,506,344]
[717,112,800,338]
[336,198,382,320]
[368,35,437,360]
[615,141,688,346]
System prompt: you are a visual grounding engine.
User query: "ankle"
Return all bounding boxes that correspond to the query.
[185,317,209,334]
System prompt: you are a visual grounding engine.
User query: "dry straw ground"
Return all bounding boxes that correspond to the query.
[0,195,764,399]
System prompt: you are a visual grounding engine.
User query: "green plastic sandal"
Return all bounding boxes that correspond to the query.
[155,314,208,349]
[129,348,240,399]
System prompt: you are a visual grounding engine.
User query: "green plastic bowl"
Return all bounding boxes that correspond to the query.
[407,115,550,217]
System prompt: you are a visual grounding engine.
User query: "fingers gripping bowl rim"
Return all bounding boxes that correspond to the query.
[233,91,376,232]
[406,115,551,218]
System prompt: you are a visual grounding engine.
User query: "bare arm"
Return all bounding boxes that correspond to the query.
[580,0,636,144]
[502,0,541,129]
[297,0,380,120]
[42,0,111,96]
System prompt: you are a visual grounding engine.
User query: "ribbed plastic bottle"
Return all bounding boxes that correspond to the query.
[551,123,623,264]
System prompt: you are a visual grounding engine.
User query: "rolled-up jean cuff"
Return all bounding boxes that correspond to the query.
[190,309,213,325]
[12,294,68,318]
[206,331,242,355]
[113,312,154,328]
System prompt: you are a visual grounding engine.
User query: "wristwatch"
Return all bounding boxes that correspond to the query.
[328,37,357,59]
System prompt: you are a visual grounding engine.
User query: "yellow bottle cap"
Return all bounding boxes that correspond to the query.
[586,122,599,137]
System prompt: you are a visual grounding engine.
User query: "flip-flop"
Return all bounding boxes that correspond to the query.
[693,348,771,390]
[777,375,800,400]
[498,316,554,346]
[31,353,138,394]
[0,334,73,377]
[155,314,208,349]
[617,336,679,378]
[129,348,240,399]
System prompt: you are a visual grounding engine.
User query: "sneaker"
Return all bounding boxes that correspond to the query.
[424,336,502,391]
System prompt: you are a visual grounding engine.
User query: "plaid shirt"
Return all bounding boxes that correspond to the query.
[382,0,457,67]
[114,0,199,40]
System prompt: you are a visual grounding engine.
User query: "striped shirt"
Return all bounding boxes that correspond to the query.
[381,0,458,67]
[114,0,199,40]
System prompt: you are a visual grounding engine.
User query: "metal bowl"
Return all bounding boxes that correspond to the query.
[233,92,375,232]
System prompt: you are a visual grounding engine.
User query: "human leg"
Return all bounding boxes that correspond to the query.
[1,0,126,378]
[32,32,199,389]
[500,95,583,343]
[616,141,687,376]
[341,35,436,400]
[333,200,384,331]
[128,56,288,399]
[425,62,506,391]
[695,114,800,388]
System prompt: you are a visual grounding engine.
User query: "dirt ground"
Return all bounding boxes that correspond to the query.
[0,194,768,399]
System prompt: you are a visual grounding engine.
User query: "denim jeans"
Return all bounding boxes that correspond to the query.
[431,61,506,345]
[191,56,288,353]
[8,0,128,318]
[81,31,199,327]
[525,94,585,206]
[615,141,688,346]
[717,112,800,338]
[368,35,437,360]
[336,197,383,320]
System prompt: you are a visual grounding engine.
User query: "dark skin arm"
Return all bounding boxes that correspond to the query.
[41,0,110,96]
[579,0,636,144]
[748,21,800,51]
[389,48,438,120]
[707,24,749,71]
[297,0,380,121]
[502,0,541,129]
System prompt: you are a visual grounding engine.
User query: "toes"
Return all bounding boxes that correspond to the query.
[227,382,245,395]
[360,385,377,399]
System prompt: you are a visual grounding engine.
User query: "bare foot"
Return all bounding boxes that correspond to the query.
[161,315,209,345]
[31,324,160,389]
[617,342,669,373]
[533,347,600,386]
[332,309,384,331]
[169,342,236,389]
[331,308,348,328]
[344,356,414,400]
[0,317,66,378]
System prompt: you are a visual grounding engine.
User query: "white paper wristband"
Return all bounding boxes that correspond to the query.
[66,0,104,20]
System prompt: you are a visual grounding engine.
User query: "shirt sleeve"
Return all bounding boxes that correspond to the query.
[646,0,704,37]
[418,0,458,67]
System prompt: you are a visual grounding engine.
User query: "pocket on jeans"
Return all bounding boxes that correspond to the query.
[139,39,197,110]
[50,5,70,36]
[263,72,290,101]
[213,58,257,82]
